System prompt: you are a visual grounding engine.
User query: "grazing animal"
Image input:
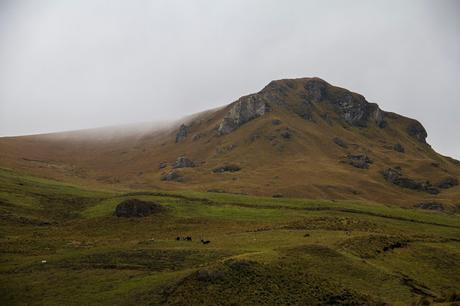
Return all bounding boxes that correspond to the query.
[185,236,192,241]
[176,237,181,241]
[201,239,211,244]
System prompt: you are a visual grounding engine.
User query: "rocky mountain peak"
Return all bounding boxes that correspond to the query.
[214,77,427,144]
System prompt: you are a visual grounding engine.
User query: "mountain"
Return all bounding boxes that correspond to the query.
[1,77,459,209]
[2,77,460,305]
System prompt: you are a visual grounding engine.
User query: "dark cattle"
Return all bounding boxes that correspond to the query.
[201,239,211,244]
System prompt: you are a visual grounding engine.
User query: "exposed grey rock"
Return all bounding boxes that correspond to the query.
[382,168,439,194]
[334,95,384,127]
[213,164,241,173]
[344,154,373,169]
[393,143,405,153]
[300,79,385,127]
[438,177,458,189]
[303,79,327,102]
[158,161,168,169]
[271,119,282,125]
[175,124,188,143]
[173,156,195,168]
[407,121,428,143]
[115,199,165,217]
[333,137,348,148]
[415,202,444,211]
[217,95,270,135]
[161,170,183,182]
[280,129,292,139]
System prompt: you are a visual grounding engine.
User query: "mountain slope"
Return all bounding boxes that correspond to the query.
[1,77,459,208]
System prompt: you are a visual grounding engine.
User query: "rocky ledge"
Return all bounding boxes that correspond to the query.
[217,94,270,135]
[382,168,439,195]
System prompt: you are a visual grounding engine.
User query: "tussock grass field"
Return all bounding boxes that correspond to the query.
[1,168,459,305]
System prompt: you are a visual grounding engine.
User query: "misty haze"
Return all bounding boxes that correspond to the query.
[1,1,459,305]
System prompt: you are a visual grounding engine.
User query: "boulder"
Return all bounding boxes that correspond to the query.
[158,161,168,169]
[344,154,373,169]
[114,199,165,218]
[393,143,405,153]
[217,95,270,135]
[438,177,458,189]
[280,130,292,139]
[173,156,195,168]
[213,164,241,173]
[415,202,444,211]
[333,137,348,148]
[161,171,183,182]
[271,119,282,125]
[175,124,188,143]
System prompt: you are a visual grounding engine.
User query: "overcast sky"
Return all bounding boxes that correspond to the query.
[0,0,459,158]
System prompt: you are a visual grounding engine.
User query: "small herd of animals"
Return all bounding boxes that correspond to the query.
[176,236,210,244]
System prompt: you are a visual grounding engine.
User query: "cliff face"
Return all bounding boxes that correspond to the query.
[217,94,270,135]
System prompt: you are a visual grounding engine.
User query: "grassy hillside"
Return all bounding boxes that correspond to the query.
[1,78,459,208]
[1,168,459,305]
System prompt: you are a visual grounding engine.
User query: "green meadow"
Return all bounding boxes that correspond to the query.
[1,168,459,305]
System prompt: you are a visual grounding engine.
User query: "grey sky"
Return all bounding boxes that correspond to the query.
[0,0,459,159]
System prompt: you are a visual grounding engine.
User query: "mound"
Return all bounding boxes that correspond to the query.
[114,199,166,218]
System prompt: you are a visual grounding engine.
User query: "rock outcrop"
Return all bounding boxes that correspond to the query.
[217,95,270,135]
[333,137,348,148]
[280,128,292,139]
[161,170,183,181]
[173,156,195,168]
[437,177,458,189]
[344,154,373,169]
[407,121,428,143]
[262,78,386,128]
[158,161,168,169]
[393,143,405,153]
[382,168,439,194]
[213,164,241,173]
[175,124,189,143]
[415,202,444,211]
[333,93,385,127]
[115,199,165,217]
